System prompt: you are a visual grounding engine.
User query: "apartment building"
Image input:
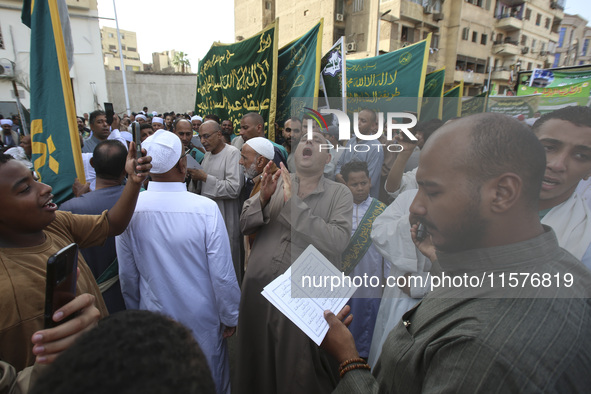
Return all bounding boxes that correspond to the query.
[554,13,588,67]
[235,0,566,96]
[101,26,143,71]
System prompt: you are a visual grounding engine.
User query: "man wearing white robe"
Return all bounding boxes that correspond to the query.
[116,130,240,394]
[188,120,244,282]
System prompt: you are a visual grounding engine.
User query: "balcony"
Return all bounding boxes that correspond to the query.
[491,69,511,80]
[495,16,523,31]
[454,70,485,85]
[492,42,520,57]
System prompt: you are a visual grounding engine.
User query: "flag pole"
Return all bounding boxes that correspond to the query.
[112,0,131,116]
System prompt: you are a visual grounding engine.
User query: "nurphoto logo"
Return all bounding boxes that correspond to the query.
[303,107,418,153]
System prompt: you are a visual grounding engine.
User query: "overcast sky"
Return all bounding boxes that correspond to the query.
[96,0,591,71]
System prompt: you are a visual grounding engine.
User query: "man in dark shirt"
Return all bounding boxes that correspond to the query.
[323,113,591,393]
[60,140,128,313]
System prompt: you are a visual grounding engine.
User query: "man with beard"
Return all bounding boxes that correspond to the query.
[188,121,243,282]
[282,118,302,172]
[238,137,277,273]
[235,131,352,394]
[322,113,591,393]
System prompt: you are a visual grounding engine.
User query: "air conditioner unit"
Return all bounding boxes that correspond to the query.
[0,59,14,79]
[346,42,357,52]
[424,5,433,14]
[336,13,344,22]
[521,47,529,54]
[433,12,444,21]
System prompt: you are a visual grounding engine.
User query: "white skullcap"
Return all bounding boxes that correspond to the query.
[142,129,182,174]
[152,116,164,125]
[1,119,13,126]
[244,137,274,161]
[120,131,133,142]
[191,115,203,122]
[135,114,147,121]
[152,111,158,116]
[139,111,146,115]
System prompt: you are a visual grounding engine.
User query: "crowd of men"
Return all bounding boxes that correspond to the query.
[1,104,591,394]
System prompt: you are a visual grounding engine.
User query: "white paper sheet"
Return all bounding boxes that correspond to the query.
[261,245,356,345]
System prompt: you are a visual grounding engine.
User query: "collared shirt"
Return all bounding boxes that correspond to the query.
[336,228,591,393]
[116,181,240,394]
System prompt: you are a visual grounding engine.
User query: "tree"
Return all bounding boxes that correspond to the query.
[172,51,191,73]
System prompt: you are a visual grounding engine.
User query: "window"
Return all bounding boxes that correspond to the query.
[109,44,116,51]
[353,0,363,13]
[265,1,271,10]
[128,47,136,52]
[108,33,114,38]
[115,66,120,70]
[524,9,531,20]
[495,33,503,44]
[545,17,551,29]
[520,34,527,46]
[583,39,590,56]
[0,23,4,50]
[401,26,414,42]
[531,39,536,51]
[541,42,545,52]
[527,62,532,70]
[558,27,566,47]
[121,45,126,50]
[536,14,541,26]
[481,34,487,45]
[472,31,478,43]
[552,53,560,68]
[462,27,470,41]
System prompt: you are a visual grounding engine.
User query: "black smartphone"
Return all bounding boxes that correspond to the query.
[416,223,427,242]
[132,121,142,159]
[44,243,79,328]
[104,102,114,125]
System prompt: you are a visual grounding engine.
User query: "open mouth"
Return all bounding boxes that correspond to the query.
[302,147,313,157]
[542,177,560,188]
[42,198,58,211]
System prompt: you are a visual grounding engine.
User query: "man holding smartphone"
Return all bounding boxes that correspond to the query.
[0,143,151,372]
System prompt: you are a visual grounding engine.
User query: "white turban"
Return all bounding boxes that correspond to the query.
[138,111,146,115]
[152,111,158,116]
[244,137,274,161]
[191,115,203,122]
[142,129,182,174]
[135,114,147,121]
[152,116,164,125]
[1,119,13,126]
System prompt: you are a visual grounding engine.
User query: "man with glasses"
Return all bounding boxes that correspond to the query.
[188,120,244,282]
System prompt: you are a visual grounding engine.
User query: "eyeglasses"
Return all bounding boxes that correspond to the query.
[199,132,218,140]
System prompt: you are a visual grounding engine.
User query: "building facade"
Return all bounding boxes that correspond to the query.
[554,13,588,67]
[101,26,143,71]
[0,0,108,117]
[152,50,192,73]
[235,0,568,96]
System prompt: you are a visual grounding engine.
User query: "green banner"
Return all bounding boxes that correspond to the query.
[461,91,488,117]
[346,35,431,114]
[486,94,540,117]
[277,21,323,124]
[22,0,85,204]
[517,80,591,113]
[195,22,278,139]
[442,82,463,122]
[321,37,346,110]
[420,67,445,121]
